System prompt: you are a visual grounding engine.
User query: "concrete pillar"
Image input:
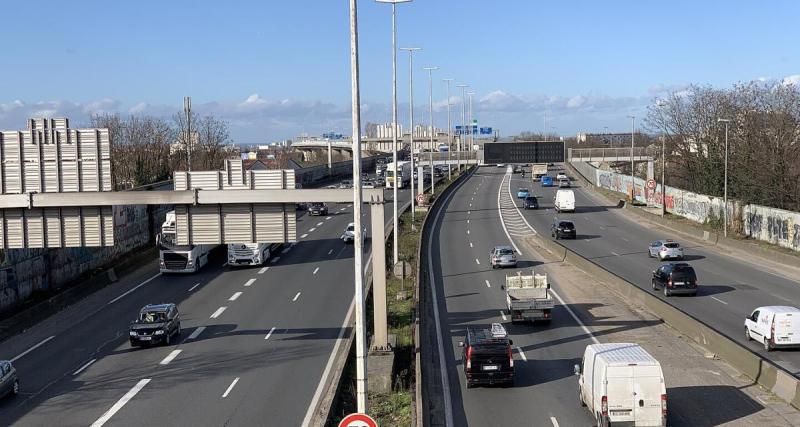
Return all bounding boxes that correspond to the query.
[370,198,389,351]
[418,166,424,195]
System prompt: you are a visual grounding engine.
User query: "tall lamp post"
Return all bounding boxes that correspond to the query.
[457,84,469,171]
[604,125,610,148]
[400,47,421,221]
[375,0,411,266]
[717,118,731,237]
[627,115,636,201]
[443,78,454,180]
[467,91,475,154]
[424,66,439,193]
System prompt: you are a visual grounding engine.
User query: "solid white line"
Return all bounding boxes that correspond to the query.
[711,296,729,305]
[328,249,334,255]
[485,279,491,288]
[271,256,281,263]
[282,247,291,254]
[222,377,240,398]
[11,335,55,362]
[90,379,151,427]
[229,292,242,301]
[188,326,206,340]
[244,278,256,287]
[210,307,227,318]
[258,267,269,274]
[550,416,560,427]
[309,228,316,232]
[107,272,161,305]
[611,251,620,257]
[475,258,480,265]
[293,292,301,302]
[500,311,507,321]
[265,326,276,340]
[159,349,182,365]
[313,267,320,275]
[300,233,308,239]
[317,222,324,227]
[516,347,527,361]
[73,358,96,376]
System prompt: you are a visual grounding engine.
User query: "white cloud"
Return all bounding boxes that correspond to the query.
[479,90,529,112]
[566,95,586,108]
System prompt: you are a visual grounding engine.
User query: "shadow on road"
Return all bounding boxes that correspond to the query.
[667,385,764,426]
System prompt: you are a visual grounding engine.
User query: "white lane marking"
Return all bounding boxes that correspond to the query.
[159,349,182,365]
[188,282,201,292]
[325,216,332,220]
[188,326,206,340]
[210,307,227,318]
[11,335,55,362]
[550,416,560,427]
[599,226,606,230]
[475,258,480,265]
[222,262,228,267]
[584,216,590,220]
[711,296,729,305]
[309,228,316,232]
[467,230,470,235]
[467,211,471,215]
[469,242,473,248]
[328,249,334,255]
[282,246,291,254]
[229,292,242,301]
[265,327,276,340]
[107,273,161,305]
[467,219,470,224]
[293,292,301,302]
[301,297,355,427]
[316,222,324,227]
[500,311,507,321]
[313,267,320,275]
[300,233,308,239]
[340,207,347,211]
[516,347,527,361]
[611,251,620,257]
[222,377,240,398]
[469,203,472,207]
[73,358,96,376]
[348,204,353,207]
[621,237,629,242]
[90,379,151,427]
[258,267,269,274]
[271,256,281,263]
[244,278,256,287]
[485,280,491,288]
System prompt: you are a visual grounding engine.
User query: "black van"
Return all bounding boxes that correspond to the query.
[652,262,698,297]
[459,323,515,388]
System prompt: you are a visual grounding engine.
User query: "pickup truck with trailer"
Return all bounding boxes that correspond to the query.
[501,270,554,324]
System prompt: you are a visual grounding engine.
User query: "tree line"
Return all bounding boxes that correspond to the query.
[90,112,233,190]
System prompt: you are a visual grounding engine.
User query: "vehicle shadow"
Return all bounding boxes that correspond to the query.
[667,385,764,426]
[698,285,736,296]
[445,292,481,299]
[574,234,602,240]
[681,254,706,261]
[512,357,582,388]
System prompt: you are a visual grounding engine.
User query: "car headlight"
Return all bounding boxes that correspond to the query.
[155,330,165,335]
[130,331,138,336]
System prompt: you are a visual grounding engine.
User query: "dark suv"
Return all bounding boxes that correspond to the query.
[459,323,514,388]
[309,202,328,216]
[130,303,181,347]
[652,263,698,297]
[551,219,576,239]
[523,196,539,210]
[0,360,19,399]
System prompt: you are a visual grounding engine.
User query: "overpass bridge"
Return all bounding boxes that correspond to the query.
[292,135,451,155]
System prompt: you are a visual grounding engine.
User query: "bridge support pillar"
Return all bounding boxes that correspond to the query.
[369,198,389,351]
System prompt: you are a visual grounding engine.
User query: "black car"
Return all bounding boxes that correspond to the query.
[523,196,539,210]
[0,361,19,399]
[551,219,576,239]
[130,303,181,347]
[309,202,328,216]
[652,263,698,297]
[459,323,514,388]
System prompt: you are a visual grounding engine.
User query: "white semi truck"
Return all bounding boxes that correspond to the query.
[386,161,412,189]
[227,242,282,267]
[502,270,555,323]
[157,210,218,273]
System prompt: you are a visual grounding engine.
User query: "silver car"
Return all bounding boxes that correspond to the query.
[489,245,517,269]
[0,360,19,399]
[648,239,684,260]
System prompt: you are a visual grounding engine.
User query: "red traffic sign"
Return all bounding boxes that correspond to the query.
[647,179,656,190]
[416,193,425,204]
[339,413,378,427]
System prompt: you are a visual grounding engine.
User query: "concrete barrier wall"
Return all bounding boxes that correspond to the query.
[530,229,800,409]
[744,204,800,252]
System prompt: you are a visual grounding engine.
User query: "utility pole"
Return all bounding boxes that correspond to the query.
[424,66,438,193]
[661,135,666,216]
[467,92,475,154]
[457,84,468,172]
[184,96,192,171]
[348,0,367,413]
[627,115,636,201]
[543,111,548,142]
[376,0,412,267]
[443,78,453,180]
[718,118,731,237]
[400,47,421,221]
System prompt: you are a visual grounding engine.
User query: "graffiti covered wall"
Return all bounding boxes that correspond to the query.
[744,205,800,252]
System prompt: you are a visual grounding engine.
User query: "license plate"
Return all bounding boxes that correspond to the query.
[611,410,631,415]
[139,336,151,341]
[482,365,499,371]
[673,282,684,286]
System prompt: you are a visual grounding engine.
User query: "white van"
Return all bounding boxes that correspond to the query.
[745,306,800,351]
[575,343,666,427]
[554,189,575,213]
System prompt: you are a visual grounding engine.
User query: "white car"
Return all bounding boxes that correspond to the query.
[362,180,375,189]
[556,173,568,180]
[342,222,367,243]
[648,239,683,260]
[745,306,800,351]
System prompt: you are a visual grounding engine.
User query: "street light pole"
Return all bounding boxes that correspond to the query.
[400,47,421,221]
[424,66,438,194]
[347,0,367,413]
[627,115,636,201]
[718,118,731,237]
[443,78,454,180]
[467,91,475,154]
[457,84,469,171]
[376,0,411,266]
[604,126,610,149]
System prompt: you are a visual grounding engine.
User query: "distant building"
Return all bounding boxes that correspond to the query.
[242,159,267,170]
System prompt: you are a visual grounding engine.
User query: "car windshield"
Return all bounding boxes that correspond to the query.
[497,248,513,255]
[672,267,696,280]
[311,203,324,208]
[559,222,575,229]
[525,196,536,202]
[140,311,166,323]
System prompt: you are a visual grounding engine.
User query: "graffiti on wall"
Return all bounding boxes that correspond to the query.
[744,205,800,252]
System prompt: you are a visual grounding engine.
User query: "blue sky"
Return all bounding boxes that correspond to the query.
[1,1,798,143]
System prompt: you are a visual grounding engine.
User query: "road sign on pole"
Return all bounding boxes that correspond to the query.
[339,413,378,427]
[647,179,656,190]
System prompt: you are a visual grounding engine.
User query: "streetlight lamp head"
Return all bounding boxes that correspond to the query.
[717,118,731,123]
[399,47,421,52]
[423,66,439,71]
[375,0,412,3]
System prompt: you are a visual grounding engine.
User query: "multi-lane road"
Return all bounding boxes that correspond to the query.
[0,181,413,426]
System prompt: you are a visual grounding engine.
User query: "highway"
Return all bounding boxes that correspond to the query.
[508,164,800,376]
[0,180,413,426]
